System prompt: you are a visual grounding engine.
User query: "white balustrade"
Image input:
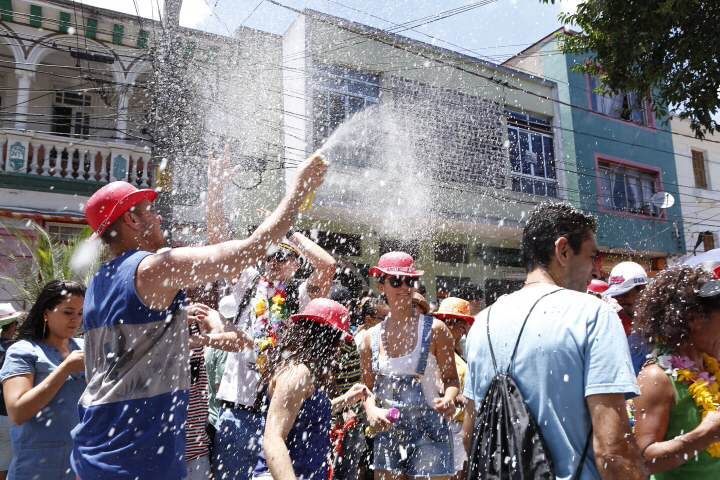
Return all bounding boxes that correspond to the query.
[0,130,152,187]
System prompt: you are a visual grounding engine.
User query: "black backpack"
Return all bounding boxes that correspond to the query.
[468,289,591,480]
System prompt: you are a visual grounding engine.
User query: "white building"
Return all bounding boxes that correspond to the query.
[282,10,564,299]
[0,0,282,304]
[671,118,720,258]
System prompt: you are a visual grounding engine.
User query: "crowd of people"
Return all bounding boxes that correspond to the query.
[1,151,720,480]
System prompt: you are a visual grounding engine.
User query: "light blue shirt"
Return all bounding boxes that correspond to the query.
[0,338,85,480]
[464,285,639,480]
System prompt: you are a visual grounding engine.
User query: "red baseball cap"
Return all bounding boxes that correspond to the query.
[291,298,352,341]
[368,251,424,278]
[586,279,610,295]
[85,181,158,236]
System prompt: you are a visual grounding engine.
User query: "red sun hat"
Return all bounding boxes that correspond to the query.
[586,279,610,295]
[368,251,424,278]
[85,181,158,236]
[291,298,352,341]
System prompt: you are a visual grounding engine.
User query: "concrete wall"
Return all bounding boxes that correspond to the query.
[281,12,559,296]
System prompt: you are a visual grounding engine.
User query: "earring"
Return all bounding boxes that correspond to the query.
[43,318,47,338]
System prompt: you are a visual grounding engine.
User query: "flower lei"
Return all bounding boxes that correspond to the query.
[252,279,289,373]
[657,352,720,457]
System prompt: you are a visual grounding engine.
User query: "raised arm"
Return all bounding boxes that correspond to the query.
[587,393,647,480]
[137,153,328,310]
[263,364,315,480]
[287,232,336,299]
[634,364,720,473]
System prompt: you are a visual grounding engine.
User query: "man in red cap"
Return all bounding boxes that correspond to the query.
[70,154,327,480]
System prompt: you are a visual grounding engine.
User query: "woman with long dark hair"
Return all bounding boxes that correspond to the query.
[633,265,720,478]
[253,298,369,479]
[0,280,86,480]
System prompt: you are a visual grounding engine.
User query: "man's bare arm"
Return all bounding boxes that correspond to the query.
[587,393,647,480]
[137,154,328,310]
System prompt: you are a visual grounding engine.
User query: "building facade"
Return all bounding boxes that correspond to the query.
[505,29,686,276]
[0,0,282,304]
[282,11,569,300]
[670,118,720,260]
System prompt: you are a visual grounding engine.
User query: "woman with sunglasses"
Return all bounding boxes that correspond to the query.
[0,280,86,480]
[253,298,369,479]
[359,252,459,480]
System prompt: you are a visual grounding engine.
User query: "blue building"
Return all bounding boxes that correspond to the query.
[504,28,685,275]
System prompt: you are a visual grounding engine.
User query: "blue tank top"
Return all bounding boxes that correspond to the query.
[255,388,332,479]
[71,250,189,480]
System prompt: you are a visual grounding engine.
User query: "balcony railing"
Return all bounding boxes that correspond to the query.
[0,130,154,188]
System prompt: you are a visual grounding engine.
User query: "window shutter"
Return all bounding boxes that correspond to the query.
[692,150,708,189]
[704,233,716,252]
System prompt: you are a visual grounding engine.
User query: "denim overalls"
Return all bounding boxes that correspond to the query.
[371,315,454,477]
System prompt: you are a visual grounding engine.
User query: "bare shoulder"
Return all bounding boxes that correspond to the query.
[637,363,674,400]
[431,317,452,337]
[274,363,315,395]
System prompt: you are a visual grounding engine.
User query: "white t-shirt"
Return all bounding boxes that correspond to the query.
[216,267,310,406]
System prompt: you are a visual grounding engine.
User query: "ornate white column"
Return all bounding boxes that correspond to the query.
[15,71,36,131]
[116,87,131,140]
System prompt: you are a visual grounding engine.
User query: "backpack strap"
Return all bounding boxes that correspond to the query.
[486,305,499,375]
[415,315,434,376]
[507,288,563,374]
[371,322,383,373]
[571,427,593,480]
[486,288,563,376]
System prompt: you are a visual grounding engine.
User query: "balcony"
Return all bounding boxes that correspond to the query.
[0,130,153,196]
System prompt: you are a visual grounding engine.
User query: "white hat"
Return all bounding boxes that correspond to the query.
[604,262,648,297]
[0,303,22,327]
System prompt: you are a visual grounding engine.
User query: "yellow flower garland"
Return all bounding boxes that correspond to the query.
[675,353,720,458]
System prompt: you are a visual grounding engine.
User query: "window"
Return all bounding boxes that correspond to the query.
[85,18,97,39]
[589,76,649,126]
[506,110,558,197]
[29,4,41,27]
[692,150,708,189]
[0,0,12,22]
[433,242,469,264]
[137,30,149,49]
[112,24,124,45]
[52,91,91,138]
[379,238,419,259]
[313,65,379,163]
[46,223,86,244]
[484,279,524,305]
[478,246,524,268]
[58,11,70,33]
[598,162,659,216]
[304,230,362,257]
[436,276,470,297]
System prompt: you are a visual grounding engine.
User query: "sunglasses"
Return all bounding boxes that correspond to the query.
[379,276,417,288]
[268,251,299,264]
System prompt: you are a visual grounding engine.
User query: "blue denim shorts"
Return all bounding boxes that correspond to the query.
[373,405,454,477]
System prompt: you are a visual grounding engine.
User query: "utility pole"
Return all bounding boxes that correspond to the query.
[151,0,185,241]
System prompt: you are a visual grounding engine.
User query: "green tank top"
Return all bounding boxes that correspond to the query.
[653,377,720,480]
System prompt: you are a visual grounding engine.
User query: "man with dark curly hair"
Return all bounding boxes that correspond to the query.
[633,265,720,479]
[463,202,646,479]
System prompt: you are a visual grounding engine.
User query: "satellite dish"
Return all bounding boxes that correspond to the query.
[651,191,675,209]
